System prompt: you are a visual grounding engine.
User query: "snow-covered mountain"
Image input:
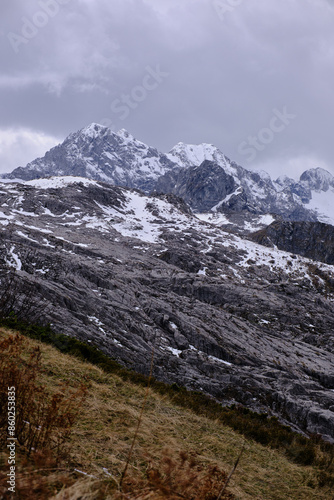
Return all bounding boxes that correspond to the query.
[167,141,239,178]
[299,168,334,225]
[161,144,334,224]
[2,123,334,226]
[162,149,334,226]
[2,124,177,192]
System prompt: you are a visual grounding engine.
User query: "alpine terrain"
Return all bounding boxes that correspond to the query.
[1,124,334,443]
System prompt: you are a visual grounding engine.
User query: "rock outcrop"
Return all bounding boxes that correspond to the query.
[250,220,334,265]
[154,160,236,212]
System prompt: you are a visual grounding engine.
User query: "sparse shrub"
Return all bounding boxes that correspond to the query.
[0,334,87,459]
[0,449,75,500]
[0,267,47,325]
[119,449,235,499]
[317,469,334,489]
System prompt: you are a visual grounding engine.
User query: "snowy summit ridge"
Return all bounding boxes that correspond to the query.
[2,123,334,226]
[3,124,177,192]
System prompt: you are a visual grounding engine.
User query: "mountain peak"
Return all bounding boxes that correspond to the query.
[169,141,219,155]
[300,167,334,192]
[253,169,272,182]
[81,123,109,138]
[2,124,177,191]
[117,128,133,138]
[167,141,230,173]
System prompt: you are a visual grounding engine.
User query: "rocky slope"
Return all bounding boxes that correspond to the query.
[251,220,334,265]
[1,177,334,442]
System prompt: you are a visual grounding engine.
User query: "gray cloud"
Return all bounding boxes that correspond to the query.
[0,0,333,179]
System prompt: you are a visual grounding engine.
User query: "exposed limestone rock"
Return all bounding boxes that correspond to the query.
[250,220,334,265]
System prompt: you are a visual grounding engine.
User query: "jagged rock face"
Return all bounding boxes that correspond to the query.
[216,186,251,213]
[3,124,177,192]
[154,160,236,212]
[1,177,334,442]
[155,158,320,222]
[250,220,334,265]
[275,176,312,204]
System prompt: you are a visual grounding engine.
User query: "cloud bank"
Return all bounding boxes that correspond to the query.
[1,0,333,178]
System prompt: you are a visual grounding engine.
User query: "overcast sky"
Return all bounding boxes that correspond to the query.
[1,0,333,179]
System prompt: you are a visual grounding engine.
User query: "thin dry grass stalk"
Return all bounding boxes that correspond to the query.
[120,346,156,489]
[217,443,245,499]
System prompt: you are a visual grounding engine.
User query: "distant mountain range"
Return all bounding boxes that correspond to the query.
[2,123,334,226]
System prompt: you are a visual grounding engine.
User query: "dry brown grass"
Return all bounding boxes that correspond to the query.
[0,333,87,458]
[0,327,333,499]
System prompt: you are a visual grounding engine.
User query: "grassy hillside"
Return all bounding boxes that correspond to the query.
[0,326,334,499]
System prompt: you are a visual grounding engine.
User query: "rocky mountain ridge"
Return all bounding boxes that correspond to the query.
[2,124,176,193]
[2,124,334,226]
[1,176,334,441]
